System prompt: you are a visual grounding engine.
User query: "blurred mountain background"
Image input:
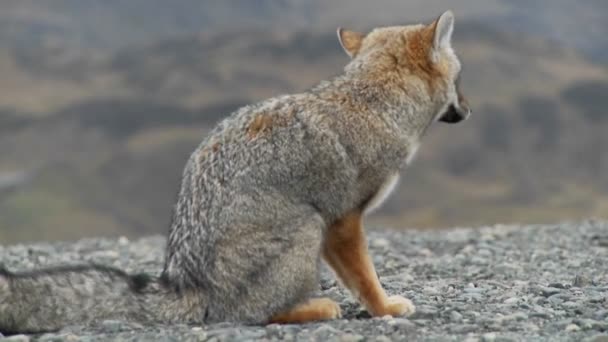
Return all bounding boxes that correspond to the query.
[0,0,607,243]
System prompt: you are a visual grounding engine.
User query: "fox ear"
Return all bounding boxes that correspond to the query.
[337,28,364,58]
[431,10,454,52]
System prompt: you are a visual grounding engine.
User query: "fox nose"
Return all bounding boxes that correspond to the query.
[439,103,470,124]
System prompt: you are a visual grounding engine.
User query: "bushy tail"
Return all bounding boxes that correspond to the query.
[0,264,205,334]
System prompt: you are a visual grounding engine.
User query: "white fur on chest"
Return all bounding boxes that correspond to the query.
[364,172,400,215]
[363,142,420,215]
[406,142,420,165]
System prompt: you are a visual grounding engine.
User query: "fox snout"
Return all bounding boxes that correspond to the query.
[440,100,471,123]
[439,83,471,124]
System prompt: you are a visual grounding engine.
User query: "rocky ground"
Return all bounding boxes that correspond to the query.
[1,220,607,341]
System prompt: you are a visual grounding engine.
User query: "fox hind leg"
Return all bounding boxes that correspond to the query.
[204,202,330,324]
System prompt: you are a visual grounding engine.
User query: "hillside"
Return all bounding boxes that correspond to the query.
[0,20,607,242]
[0,0,605,64]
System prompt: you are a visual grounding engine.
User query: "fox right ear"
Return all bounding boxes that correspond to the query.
[337,28,364,58]
[431,10,455,53]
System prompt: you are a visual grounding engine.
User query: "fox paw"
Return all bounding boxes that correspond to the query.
[384,295,416,317]
[313,298,342,320]
[270,298,341,324]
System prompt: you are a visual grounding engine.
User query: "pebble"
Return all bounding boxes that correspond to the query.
[411,305,439,319]
[586,335,608,342]
[339,333,365,342]
[100,320,125,333]
[573,275,593,287]
[312,325,342,338]
[38,333,80,342]
[1,336,30,342]
[370,238,389,248]
[565,324,581,332]
[386,318,416,330]
[449,310,464,322]
[496,312,528,323]
[594,309,608,319]
[117,236,130,246]
[449,324,478,334]
[538,286,562,297]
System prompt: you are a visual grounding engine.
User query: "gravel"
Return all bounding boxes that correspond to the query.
[1,220,607,341]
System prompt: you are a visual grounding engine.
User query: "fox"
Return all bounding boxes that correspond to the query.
[0,10,471,334]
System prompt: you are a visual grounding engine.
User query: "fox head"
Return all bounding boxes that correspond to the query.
[337,10,471,124]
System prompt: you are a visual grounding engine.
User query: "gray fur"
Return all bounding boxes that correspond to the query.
[0,15,468,333]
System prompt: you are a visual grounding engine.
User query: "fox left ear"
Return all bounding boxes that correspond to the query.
[431,10,455,53]
[337,28,364,58]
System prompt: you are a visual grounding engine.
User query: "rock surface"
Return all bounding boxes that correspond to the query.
[1,220,607,341]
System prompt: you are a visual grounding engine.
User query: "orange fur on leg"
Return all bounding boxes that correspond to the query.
[323,211,415,317]
[269,298,341,324]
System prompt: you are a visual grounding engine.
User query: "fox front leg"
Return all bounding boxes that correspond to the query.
[322,211,415,317]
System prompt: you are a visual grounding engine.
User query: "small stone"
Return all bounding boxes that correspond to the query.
[478,248,493,257]
[482,332,497,342]
[539,286,561,297]
[380,272,414,284]
[523,323,540,332]
[562,301,581,309]
[423,286,441,295]
[89,250,119,260]
[312,325,341,338]
[585,335,608,342]
[576,319,604,330]
[320,277,337,290]
[387,318,416,330]
[2,335,30,342]
[496,312,528,323]
[461,292,485,301]
[118,236,129,245]
[37,334,58,342]
[573,275,592,287]
[460,245,476,255]
[565,324,581,332]
[370,238,390,248]
[464,287,486,294]
[240,329,267,340]
[449,324,478,334]
[374,336,393,342]
[101,319,124,333]
[462,337,481,342]
[411,305,439,319]
[470,256,489,265]
[548,296,564,305]
[594,309,608,319]
[418,248,434,257]
[503,297,518,304]
[339,333,365,342]
[450,310,464,322]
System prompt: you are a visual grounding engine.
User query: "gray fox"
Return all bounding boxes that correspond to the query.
[0,10,471,333]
